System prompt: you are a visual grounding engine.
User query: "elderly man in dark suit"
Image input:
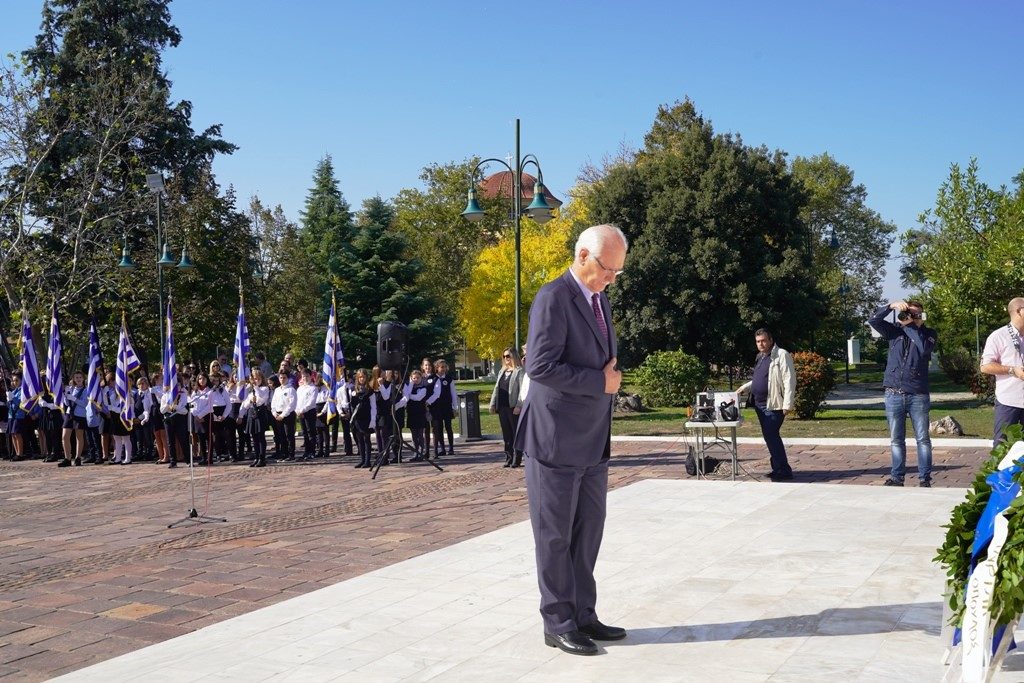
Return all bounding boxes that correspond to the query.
[514,223,629,656]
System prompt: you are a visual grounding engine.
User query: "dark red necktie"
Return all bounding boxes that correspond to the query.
[592,293,608,344]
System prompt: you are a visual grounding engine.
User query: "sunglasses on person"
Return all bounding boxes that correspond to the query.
[503,354,512,359]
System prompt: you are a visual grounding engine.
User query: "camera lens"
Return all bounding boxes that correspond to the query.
[897,311,910,322]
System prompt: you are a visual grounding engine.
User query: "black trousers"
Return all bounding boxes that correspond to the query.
[136,421,154,460]
[411,427,426,455]
[300,409,318,456]
[498,407,519,462]
[164,413,186,464]
[275,413,296,458]
[354,423,372,466]
[432,415,454,454]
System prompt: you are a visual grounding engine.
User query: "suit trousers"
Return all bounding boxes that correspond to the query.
[525,455,608,635]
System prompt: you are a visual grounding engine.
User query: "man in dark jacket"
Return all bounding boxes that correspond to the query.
[869,300,938,487]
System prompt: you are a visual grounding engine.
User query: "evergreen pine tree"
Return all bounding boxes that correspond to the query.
[336,197,447,367]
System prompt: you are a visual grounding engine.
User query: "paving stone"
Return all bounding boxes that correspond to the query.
[0,439,990,679]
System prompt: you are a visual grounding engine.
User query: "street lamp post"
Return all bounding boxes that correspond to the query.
[461,118,554,353]
[808,224,841,353]
[838,275,851,384]
[118,173,193,354]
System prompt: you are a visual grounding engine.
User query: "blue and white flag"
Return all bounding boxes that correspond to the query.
[45,301,64,409]
[115,314,139,429]
[85,316,102,409]
[322,293,345,423]
[162,298,180,411]
[18,310,44,411]
[233,287,250,401]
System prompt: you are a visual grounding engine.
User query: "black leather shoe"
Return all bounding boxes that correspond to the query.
[768,471,794,481]
[578,620,627,641]
[544,630,598,655]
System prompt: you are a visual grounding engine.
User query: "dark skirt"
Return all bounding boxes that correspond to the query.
[245,405,270,436]
[150,409,165,431]
[109,416,130,436]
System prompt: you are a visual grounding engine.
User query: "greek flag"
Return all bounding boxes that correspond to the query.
[115,314,139,430]
[18,310,44,411]
[162,298,180,411]
[46,301,64,409]
[85,317,102,409]
[322,293,345,423]
[233,288,250,401]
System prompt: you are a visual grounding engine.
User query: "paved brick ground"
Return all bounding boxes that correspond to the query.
[0,438,990,681]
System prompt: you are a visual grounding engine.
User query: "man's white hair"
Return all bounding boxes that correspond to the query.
[574,224,629,258]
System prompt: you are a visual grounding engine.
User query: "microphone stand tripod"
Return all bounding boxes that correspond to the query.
[372,388,442,480]
[168,402,227,528]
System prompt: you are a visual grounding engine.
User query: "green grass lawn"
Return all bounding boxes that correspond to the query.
[461,375,990,439]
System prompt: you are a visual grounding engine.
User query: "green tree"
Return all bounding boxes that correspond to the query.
[298,155,354,295]
[586,98,821,368]
[791,153,897,358]
[902,159,1023,354]
[337,196,447,367]
[245,196,319,363]
[2,0,236,360]
[392,159,504,331]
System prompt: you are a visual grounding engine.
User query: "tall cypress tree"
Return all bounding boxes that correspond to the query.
[298,155,354,291]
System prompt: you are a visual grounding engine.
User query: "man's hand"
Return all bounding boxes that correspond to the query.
[604,357,622,395]
[889,300,909,312]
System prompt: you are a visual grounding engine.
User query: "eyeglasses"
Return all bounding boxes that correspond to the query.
[502,354,512,359]
[593,254,623,276]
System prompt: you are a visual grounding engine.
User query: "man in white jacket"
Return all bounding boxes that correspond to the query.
[738,328,796,481]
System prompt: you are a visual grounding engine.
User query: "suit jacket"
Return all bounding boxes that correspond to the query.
[514,270,616,466]
[489,366,524,412]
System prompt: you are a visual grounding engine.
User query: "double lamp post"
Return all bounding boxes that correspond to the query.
[461,119,555,353]
[117,172,194,352]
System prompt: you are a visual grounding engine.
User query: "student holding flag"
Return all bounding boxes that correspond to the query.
[161,300,185,468]
[108,315,141,465]
[81,317,103,464]
[321,292,350,458]
[12,310,45,461]
[58,370,88,467]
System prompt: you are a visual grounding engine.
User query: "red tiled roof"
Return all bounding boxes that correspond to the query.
[478,171,563,208]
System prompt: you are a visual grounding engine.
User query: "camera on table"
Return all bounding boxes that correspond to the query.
[897,310,923,322]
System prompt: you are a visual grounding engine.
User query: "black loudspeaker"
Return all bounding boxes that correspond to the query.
[377,321,408,371]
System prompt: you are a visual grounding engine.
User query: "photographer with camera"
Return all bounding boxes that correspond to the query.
[979,297,1024,446]
[869,300,937,487]
[737,328,796,481]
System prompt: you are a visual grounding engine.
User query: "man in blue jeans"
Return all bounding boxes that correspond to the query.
[869,300,937,487]
[738,329,796,481]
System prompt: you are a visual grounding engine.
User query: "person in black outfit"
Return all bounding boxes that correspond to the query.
[349,369,373,468]
[427,359,457,458]
[489,347,525,467]
[420,358,435,456]
[372,369,395,465]
[404,369,430,461]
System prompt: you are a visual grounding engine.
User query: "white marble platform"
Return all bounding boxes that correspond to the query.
[54,479,1021,682]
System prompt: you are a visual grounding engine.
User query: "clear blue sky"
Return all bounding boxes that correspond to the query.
[3,1,1022,300]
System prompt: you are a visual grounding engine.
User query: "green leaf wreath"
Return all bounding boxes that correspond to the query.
[935,424,1024,628]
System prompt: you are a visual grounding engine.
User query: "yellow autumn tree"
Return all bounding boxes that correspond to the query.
[459,189,592,360]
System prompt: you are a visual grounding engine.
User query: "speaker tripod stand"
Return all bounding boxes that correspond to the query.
[168,405,227,528]
[371,403,443,480]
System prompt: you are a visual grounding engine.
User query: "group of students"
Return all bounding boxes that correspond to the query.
[0,354,463,470]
